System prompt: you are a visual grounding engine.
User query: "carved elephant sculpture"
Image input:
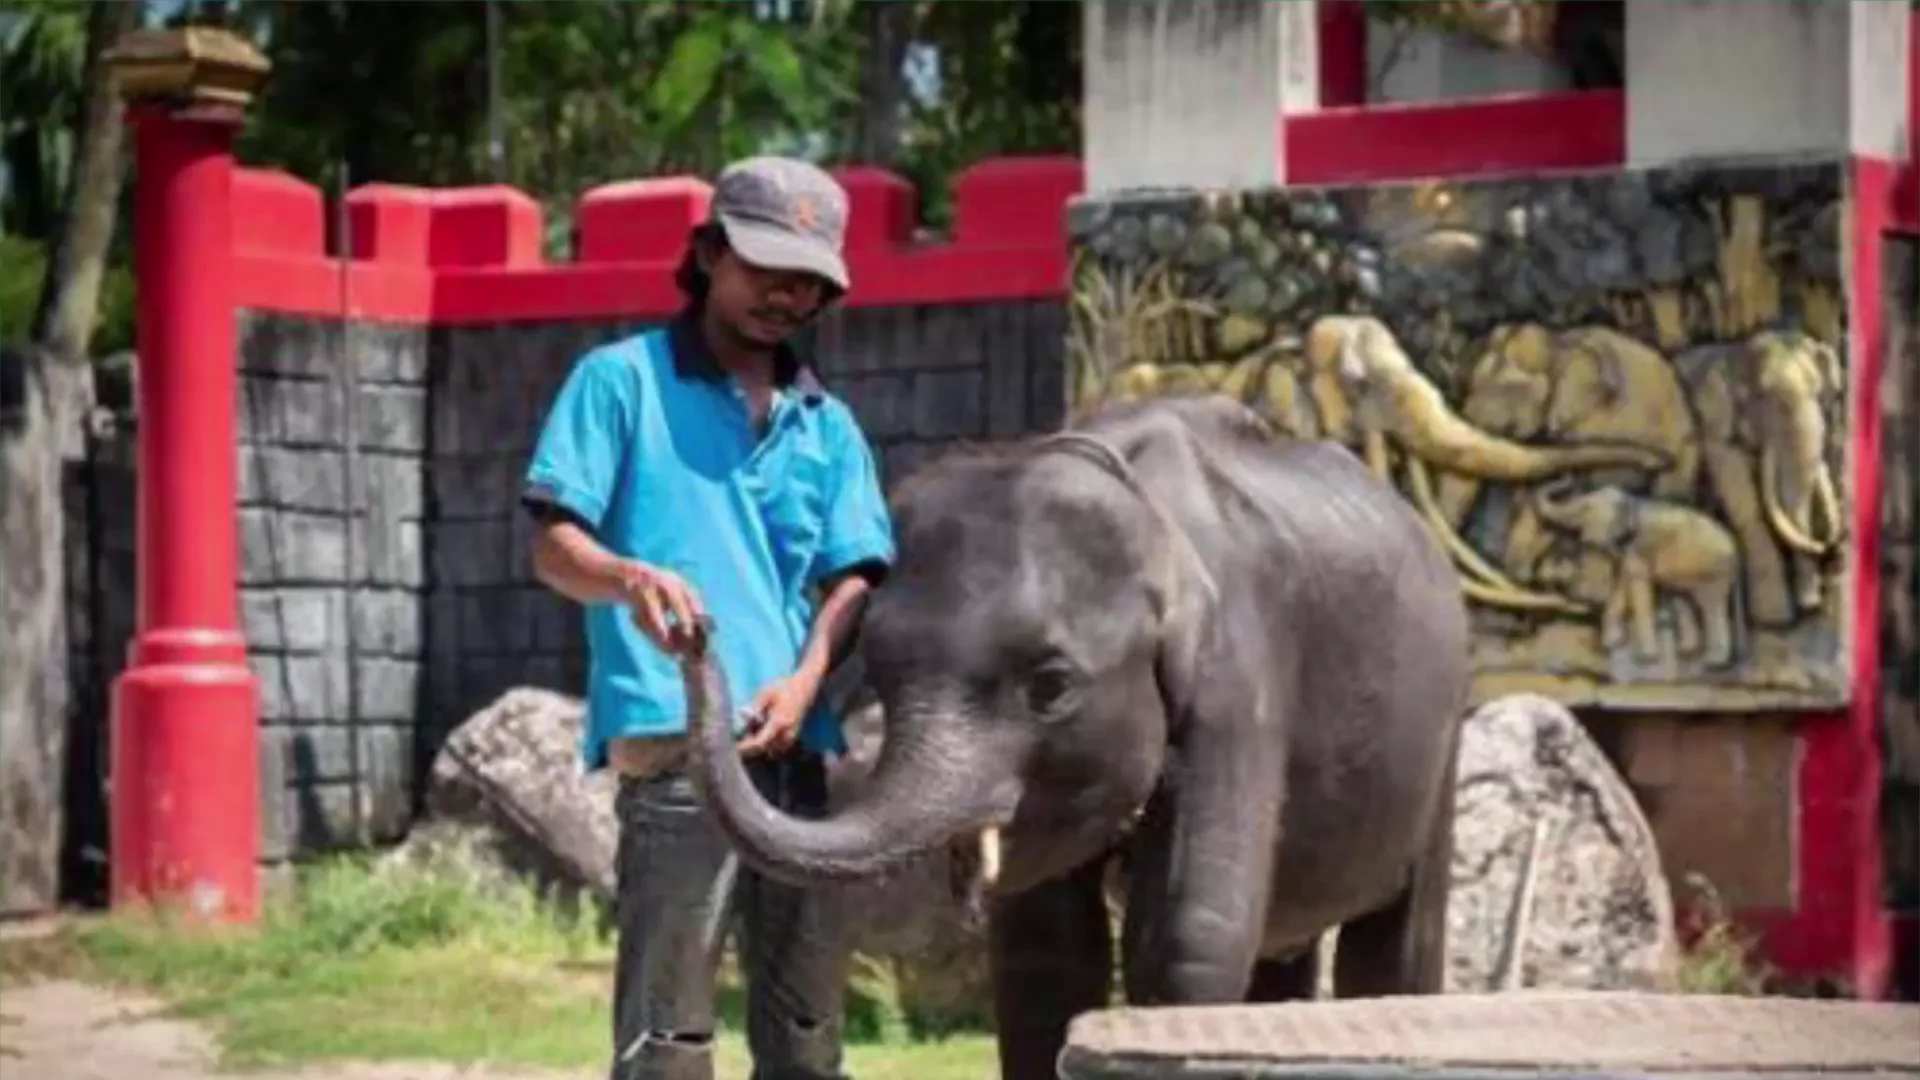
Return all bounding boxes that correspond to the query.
[1532,481,1743,668]
[685,395,1470,1080]
[1674,329,1845,627]
[1433,323,1701,600]
[1302,315,1671,615]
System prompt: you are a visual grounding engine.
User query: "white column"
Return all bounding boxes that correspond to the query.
[1082,0,1315,194]
[1626,0,1910,167]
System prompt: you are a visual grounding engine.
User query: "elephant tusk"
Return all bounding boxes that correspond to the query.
[1363,429,1394,482]
[978,827,1002,891]
[1812,465,1846,548]
[1760,445,1831,555]
[1405,456,1590,614]
[1460,575,1593,614]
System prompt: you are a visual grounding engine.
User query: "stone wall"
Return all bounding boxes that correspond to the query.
[63,298,1066,877]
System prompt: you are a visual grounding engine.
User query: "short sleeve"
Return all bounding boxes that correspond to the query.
[522,348,636,531]
[810,404,896,586]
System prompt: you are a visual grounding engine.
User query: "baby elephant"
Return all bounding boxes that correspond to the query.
[683,395,1472,1080]
[1533,482,1742,667]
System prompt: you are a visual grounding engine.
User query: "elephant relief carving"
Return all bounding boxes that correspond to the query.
[1675,329,1846,627]
[1532,481,1743,668]
[1303,315,1670,615]
[1435,323,1701,608]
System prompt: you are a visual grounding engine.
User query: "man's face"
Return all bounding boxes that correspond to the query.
[705,247,830,349]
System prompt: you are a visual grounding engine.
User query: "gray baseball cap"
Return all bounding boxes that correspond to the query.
[710,156,851,291]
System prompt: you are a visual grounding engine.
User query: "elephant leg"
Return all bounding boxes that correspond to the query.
[1670,593,1703,658]
[1792,552,1824,613]
[1600,581,1630,651]
[1121,766,1280,1005]
[1698,580,1739,668]
[989,856,1112,1080]
[1334,753,1456,998]
[1624,559,1661,661]
[1245,950,1320,1003]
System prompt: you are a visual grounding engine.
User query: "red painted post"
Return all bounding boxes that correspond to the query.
[103,28,271,922]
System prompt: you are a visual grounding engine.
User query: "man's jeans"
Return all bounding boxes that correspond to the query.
[610,743,849,1080]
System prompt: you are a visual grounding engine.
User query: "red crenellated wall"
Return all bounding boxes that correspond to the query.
[227,156,1084,325]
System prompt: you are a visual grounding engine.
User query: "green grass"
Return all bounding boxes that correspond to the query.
[0,850,997,1079]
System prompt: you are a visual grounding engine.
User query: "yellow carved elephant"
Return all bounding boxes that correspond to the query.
[1532,482,1743,668]
[1674,329,1845,627]
[1432,321,1702,597]
[1302,315,1671,615]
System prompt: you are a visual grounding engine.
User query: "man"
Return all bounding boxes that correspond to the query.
[521,157,894,1080]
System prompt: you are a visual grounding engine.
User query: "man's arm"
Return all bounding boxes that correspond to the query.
[522,349,703,649]
[792,570,875,686]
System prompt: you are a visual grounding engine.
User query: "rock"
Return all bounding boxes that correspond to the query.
[1444,693,1679,993]
[416,687,618,906]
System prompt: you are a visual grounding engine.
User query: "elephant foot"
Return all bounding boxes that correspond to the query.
[1246,952,1320,1003]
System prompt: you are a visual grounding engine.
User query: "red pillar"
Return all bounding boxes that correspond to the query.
[108,99,260,921]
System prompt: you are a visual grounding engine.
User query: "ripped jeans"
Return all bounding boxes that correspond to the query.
[611,745,849,1080]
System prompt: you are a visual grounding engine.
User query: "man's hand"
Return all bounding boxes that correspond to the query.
[618,562,707,655]
[737,670,822,758]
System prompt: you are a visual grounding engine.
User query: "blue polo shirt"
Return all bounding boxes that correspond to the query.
[522,316,894,771]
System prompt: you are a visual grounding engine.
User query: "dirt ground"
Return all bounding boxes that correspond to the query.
[0,980,588,1080]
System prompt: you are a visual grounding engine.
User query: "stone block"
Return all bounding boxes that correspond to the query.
[985,310,1032,438]
[357,725,414,842]
[430,454,523,522]
[239,313,336,380]
[363,517,423,588]
[364,453,424,522]
[288,780,361,852]
[275,653,350,723]
[258,730,292,860]
[351,323,428,385]
[284,725,357,783]
[357,384,428,453]
[834,374,915,441]
[912,369,986,440]
[432,519,512,587]
[254,375,345,449]
[354,657,419,723]
[352,589,420,657]
[240,510,350,584]
[240,586,345,654]
[238,445,346,511]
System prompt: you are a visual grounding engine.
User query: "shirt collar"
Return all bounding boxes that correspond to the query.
[668,309,824,406]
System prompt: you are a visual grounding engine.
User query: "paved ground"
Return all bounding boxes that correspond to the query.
[0,980,585,1080]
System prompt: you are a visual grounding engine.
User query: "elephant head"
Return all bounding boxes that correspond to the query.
[1532,481,1638,549]
[680,430,1203,900]
[1750,330,1844,556]
[1301,315,1668,614]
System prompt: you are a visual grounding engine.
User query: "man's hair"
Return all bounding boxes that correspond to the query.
[674,222,727,303]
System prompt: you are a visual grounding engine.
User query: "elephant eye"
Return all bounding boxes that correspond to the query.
[1026,662,1079,721]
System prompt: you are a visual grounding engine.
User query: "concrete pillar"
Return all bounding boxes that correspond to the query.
[1082,0,1315,193]
[1626,0,1911,166]
[102,27,270,923]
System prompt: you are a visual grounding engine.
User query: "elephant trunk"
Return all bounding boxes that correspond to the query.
[682,645,1017,888]
[1389,376,1668,483]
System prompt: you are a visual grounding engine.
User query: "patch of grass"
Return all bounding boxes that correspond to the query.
[2,850,997,1079]
[1674,873,1774,996]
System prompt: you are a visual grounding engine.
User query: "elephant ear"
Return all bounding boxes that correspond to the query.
[1148,505,1220,726]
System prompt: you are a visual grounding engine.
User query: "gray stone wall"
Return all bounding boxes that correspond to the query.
[64,298,1067,871]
